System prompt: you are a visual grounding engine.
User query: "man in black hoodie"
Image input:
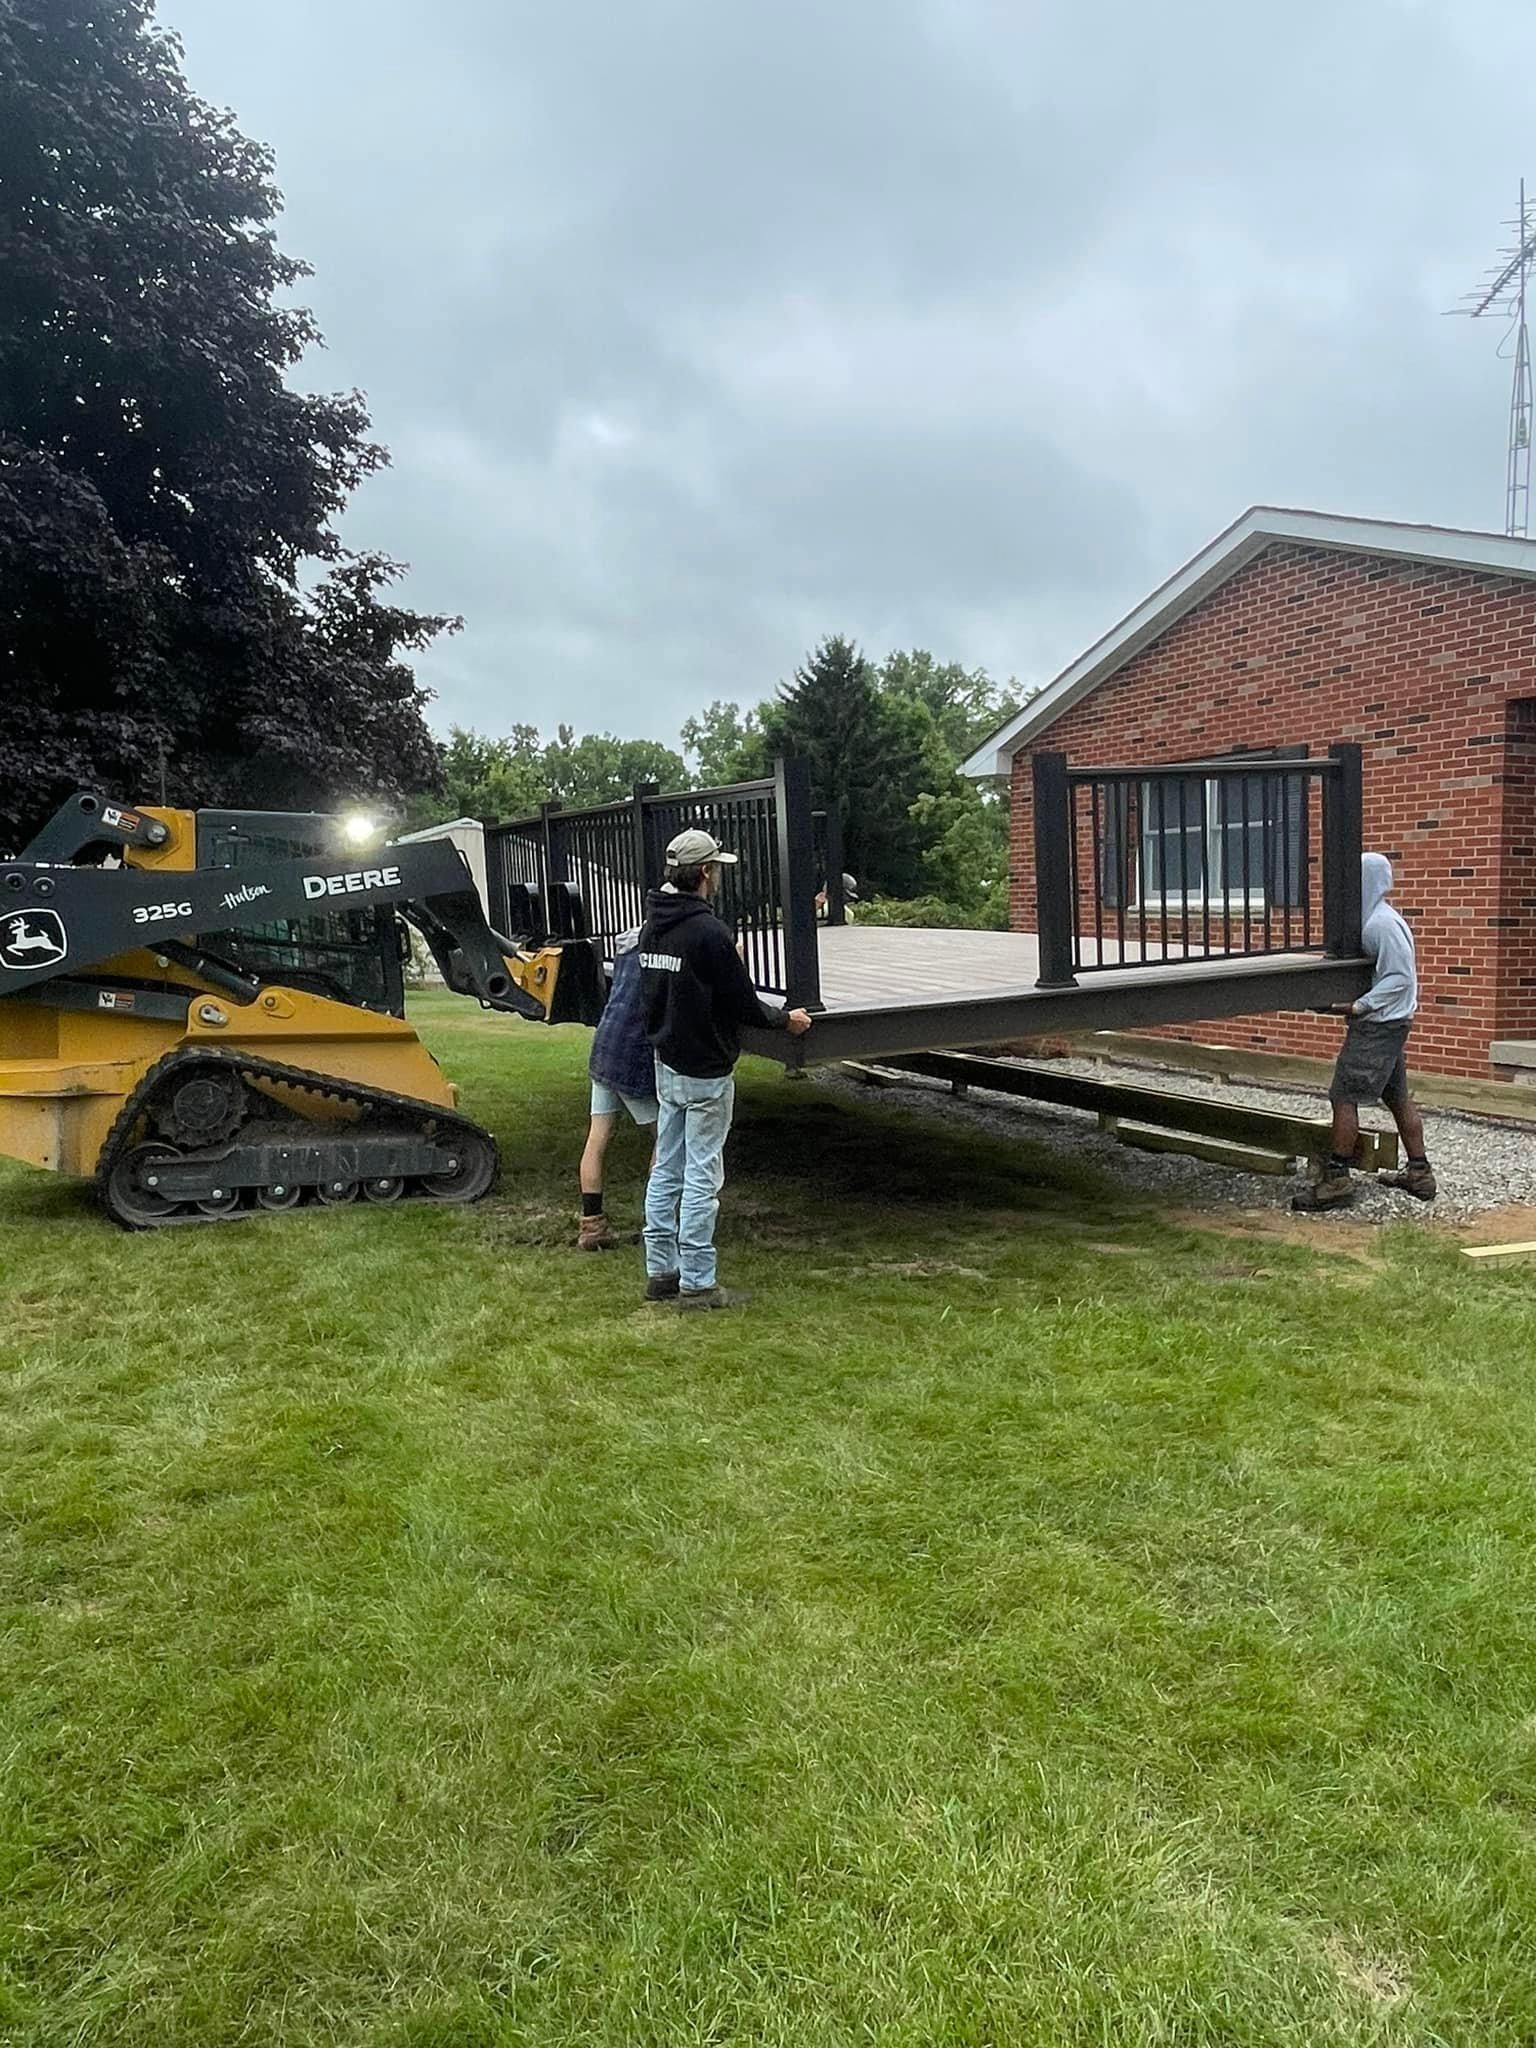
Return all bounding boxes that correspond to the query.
[638,828,813,1309]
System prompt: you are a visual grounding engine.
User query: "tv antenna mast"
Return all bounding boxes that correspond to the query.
[1450,180,1536,537]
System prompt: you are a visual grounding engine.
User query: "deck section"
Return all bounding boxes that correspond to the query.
[741,924,1369,1067]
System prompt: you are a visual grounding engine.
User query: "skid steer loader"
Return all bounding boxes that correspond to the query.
[0,791,603,1227]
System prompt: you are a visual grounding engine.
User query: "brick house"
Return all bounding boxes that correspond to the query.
[963,507,1536,1082]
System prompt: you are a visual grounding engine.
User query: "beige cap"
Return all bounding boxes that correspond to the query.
[665,828,738,867]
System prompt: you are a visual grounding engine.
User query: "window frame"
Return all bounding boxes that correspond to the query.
[1132,775,1269,912]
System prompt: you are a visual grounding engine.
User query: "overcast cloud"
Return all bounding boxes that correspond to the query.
[161,0,1536,746]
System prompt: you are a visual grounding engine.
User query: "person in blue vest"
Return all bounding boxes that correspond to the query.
[577,931,658,1250]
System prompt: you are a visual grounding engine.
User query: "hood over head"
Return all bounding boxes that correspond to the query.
[1361,852,1393,921]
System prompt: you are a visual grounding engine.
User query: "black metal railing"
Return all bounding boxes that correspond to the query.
[483,756,823,1007]
[1031,742,1363,989]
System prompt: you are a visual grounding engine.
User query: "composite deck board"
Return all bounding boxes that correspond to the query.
[808,925,1328,1013]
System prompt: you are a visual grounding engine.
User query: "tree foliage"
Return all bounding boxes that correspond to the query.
[402,727,547,826]
[668,641,1026,916]
[680,700,765,786]
[0,0,448,844]
[755,636,951,897]
[541,729,691,809]
[876,648,1024,761]
[405,725,690,828]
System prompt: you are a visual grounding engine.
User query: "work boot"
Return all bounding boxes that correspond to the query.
[1291,1164,1355,1213]
[1379,1160,1438,1202]
[675,1286,752,1312]
[577,1212,613,1252]
[645,1270,681,1301]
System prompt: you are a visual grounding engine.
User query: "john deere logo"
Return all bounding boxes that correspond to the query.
[0,908,67,971]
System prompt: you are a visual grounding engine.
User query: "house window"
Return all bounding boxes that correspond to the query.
[1136,776,1272,906]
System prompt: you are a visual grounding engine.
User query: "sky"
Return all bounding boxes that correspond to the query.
[160,0,1536,750]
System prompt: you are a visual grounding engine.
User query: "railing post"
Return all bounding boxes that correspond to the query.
[631,780,660,903]
[540,799,566,935]
[774,754,822,1010]
[480,815,509,935]
[1321,742,1363,957]
[1032,750,1078,988]
[823,806,847,926]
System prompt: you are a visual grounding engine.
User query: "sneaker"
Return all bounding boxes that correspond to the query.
[1291,1168,1355,1214]
[644,1270,681,1301]
[675,1286,751,1312]
[1379,1162,1438,1202]
[577,1213,613,1252]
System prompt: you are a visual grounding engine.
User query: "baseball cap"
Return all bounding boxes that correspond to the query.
[665,828,738,867]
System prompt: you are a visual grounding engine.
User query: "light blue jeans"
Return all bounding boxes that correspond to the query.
[643,1061,736,1293]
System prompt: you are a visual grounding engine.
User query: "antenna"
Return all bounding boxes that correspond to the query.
[1449,180,1536,538]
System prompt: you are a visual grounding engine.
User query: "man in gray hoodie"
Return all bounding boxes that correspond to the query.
[1293,852,1436,1211]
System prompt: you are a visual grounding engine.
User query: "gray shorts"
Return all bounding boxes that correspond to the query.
[1330,1019,1411,1109]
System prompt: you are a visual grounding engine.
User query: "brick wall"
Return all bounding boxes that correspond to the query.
[1008,542,1536,1079]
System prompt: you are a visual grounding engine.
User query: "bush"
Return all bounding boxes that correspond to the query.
[852,892,1009,931]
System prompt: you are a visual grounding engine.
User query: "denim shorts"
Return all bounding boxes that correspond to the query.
[590,1079,658,1125]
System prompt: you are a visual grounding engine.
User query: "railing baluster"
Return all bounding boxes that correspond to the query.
[1241,772,1252,957]
[1122,782,1130,974]
[1261,771,1272,956]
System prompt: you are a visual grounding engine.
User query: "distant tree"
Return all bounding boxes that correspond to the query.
[402,723,692,829]
[401,725,545,828]
[0,0,449,844]
[760,636,952,896]
[540,728,691,808]
[680,699,766,785]
[877,649,1028,760]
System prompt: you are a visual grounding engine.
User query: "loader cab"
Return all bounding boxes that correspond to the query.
[196,809,407,1017]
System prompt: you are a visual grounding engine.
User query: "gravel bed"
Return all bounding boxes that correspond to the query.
[817,1053,1536,1227]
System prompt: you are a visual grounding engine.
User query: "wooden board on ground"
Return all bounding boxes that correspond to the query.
[1111,1123,1296,1176]
[1462,1241,1536,1263]
[1073,1030,1536,1127]
[860,1050,1398,1171]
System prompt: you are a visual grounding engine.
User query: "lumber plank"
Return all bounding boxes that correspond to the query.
[885,1051,1346,1158]
[1113,1124,1296,1175]
[1462,1241,1536,1263]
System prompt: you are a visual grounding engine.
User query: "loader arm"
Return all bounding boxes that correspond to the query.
[18,791,174,864]
[0,838,550,1019]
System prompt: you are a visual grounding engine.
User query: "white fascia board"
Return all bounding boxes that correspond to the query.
[962,507,1536,778]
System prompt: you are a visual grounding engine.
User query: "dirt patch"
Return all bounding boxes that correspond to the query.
[1448,1201,1536,1248]
[1166,1206,1390,1269]
[1324,1933,1411,2006]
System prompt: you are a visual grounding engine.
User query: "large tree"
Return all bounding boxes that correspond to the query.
[0,0,448,846]
[760,636,953,897]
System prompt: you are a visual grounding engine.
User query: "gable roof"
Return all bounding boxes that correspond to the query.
[962,506,1536,778]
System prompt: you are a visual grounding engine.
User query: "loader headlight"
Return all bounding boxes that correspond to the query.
[341,813,381,850]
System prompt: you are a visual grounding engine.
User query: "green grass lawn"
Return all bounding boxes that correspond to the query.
[6,992,1536,2045]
